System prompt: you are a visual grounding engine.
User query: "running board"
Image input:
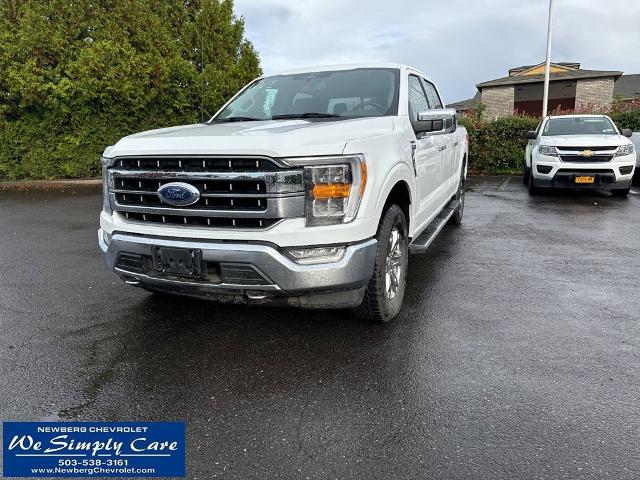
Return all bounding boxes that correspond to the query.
[409,199,460,255]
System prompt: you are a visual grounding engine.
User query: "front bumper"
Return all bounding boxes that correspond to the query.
[532,159,635,190]
[98,230,377,308]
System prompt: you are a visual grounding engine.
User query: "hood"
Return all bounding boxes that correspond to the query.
[539,134,630,147]
[106,117,395,158]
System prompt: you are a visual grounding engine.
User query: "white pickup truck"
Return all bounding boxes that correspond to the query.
[98,64,468,322]
[524,114,636,196]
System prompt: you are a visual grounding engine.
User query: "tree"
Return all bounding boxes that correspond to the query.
[0,0,261,179]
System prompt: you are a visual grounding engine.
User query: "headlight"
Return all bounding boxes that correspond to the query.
[538,145,558,156]
[282,155,367,227]
[101,155,113,214]
[616,144,635,157]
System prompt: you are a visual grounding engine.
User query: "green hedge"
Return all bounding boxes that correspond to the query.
[460,115,538,175]
[460,108,640,175]
[0,0,261,180]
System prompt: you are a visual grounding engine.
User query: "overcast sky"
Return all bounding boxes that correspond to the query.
[233,0,640,103]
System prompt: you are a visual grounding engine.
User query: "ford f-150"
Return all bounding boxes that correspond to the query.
[98,64,468,322]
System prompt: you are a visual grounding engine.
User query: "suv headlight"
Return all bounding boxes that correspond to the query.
[538,145,558,156]
[616,144,635,157]
[283,155,367,226]
[100,156,113,214]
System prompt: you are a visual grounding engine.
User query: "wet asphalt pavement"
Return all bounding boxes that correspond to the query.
[1,177,639,479]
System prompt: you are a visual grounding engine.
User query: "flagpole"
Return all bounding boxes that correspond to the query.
[542,0,554,117]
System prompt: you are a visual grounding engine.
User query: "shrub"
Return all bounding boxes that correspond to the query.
[460,115,539,175]
[0,0,261,180]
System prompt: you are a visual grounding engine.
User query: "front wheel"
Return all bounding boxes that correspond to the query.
[354,204,409,323]
[528,170,539,195]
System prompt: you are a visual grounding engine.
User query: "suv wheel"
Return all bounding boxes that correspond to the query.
[528,170,539,195]
[354,204,408,323]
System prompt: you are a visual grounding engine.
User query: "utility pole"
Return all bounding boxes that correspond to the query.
[542,0,554,118]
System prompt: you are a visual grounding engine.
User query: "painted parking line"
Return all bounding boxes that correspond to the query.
[497,177,511,191]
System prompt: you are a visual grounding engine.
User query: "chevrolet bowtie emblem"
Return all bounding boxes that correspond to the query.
[581,149,593,157]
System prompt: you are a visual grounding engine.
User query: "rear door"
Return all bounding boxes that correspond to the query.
[408,74,445,228]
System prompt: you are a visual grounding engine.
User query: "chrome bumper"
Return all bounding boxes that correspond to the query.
[98,230,377,301]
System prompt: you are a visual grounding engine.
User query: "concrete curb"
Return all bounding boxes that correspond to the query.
[0,179,102,191]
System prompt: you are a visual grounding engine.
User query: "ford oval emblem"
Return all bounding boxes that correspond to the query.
[157,182,200,206]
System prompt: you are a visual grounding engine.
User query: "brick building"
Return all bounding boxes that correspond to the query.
[448,62,640,119]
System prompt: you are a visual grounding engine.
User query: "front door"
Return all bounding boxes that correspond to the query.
[408,74,444,229]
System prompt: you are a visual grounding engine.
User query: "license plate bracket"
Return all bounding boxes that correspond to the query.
[152,247,203,277]
[574,175,595,184]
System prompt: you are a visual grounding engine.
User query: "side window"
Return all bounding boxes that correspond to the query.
[422,80,443,109]
[408,75,430,121]
[534,120,543,137]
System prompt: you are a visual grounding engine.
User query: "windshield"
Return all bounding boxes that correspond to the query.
[542,117,617,136]
[212,68,400,122]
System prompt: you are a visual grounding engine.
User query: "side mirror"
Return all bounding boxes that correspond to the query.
[525,130,537,140]
[620,128,633,138]
[415,108,457,135]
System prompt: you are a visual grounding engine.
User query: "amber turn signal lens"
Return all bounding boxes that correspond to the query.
[312,183,351,199]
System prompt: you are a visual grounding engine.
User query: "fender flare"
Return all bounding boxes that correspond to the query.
[373,163,416,224]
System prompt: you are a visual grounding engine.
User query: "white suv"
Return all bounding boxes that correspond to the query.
[524,115,636,197]
[98,64,468,322]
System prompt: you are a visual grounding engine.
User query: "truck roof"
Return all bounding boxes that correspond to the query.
[269,63,436,93]
[272,63,431,80]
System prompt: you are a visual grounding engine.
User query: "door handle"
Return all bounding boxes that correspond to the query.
[438,145,447,151]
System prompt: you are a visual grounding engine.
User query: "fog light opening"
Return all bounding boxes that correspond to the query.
[285,246,346,265]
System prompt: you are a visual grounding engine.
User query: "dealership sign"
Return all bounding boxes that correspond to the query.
[3,422,185,477]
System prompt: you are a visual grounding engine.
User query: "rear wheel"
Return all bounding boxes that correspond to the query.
[449,166,465,225]
[354,204,408,323]
[611,188,630,197]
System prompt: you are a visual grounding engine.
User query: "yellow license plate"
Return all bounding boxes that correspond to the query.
[575,176,595,184]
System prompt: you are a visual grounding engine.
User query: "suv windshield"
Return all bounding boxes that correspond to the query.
[213,68,400,122]
[542,117,617,136]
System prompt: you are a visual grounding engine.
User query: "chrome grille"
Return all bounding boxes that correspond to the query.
[555,146,617,163]
[114,156,281,172]
[107,156,304,229]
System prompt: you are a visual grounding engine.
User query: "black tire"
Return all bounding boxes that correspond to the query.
[354,204,409,323]
[523,163,530,185]
[449,166,465,225]
[611,188,630,198]
[528,170,539,195]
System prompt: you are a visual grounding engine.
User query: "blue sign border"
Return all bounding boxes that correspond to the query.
[3,422,185,477]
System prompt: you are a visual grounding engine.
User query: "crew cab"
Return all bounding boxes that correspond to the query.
[98,64,468,322]
[524,114,636,196]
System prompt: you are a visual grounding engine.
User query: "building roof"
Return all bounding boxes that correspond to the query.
[509,62,580,76]
[614,74,640,99]
[477,69,623,88]
[446,91,481,110]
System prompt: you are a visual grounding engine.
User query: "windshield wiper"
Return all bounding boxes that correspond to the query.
[271,112,343,120]
[213,116,264,123]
